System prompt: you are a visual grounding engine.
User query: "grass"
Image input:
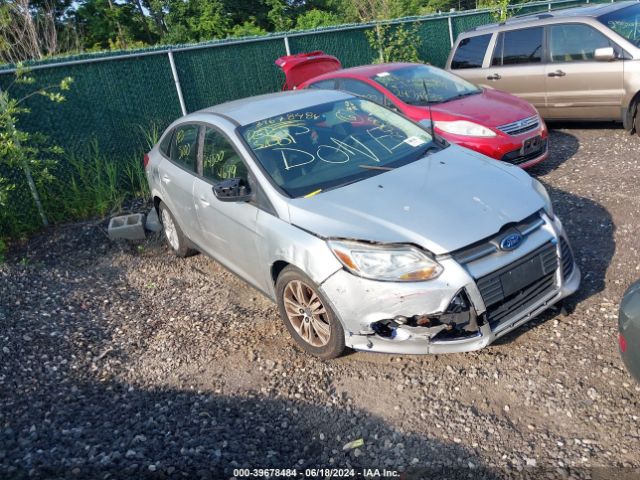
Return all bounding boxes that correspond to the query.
[43,138,150,224]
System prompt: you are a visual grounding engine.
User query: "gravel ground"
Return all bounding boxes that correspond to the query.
[1,124,639,479]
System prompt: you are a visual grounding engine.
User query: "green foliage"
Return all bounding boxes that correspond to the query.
[366,23,422,63]
[229,20,268,38]
[0,65,72,237]
[295,9,343,30]
[479,0,512,21]
[0,238,5,263]
[43,139,150,222]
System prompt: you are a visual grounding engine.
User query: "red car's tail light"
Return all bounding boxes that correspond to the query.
[619,333,628,353]
[143,153,150,169]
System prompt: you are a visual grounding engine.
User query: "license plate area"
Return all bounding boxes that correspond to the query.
[500,256,544,297]
[521,135,543,156]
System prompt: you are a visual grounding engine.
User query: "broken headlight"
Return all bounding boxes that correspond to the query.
[328,240,443,282]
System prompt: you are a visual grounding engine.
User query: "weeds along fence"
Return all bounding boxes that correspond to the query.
[0,0,615,238]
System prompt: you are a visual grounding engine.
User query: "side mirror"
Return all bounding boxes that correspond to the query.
[594,46,616,62]
[213,178,252,202]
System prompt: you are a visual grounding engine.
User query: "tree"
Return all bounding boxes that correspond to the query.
[229,19,267,37]
[0,65,72,229]
[295,9,343,30]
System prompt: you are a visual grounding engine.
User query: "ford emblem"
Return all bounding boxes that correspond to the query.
[500,232,523,251]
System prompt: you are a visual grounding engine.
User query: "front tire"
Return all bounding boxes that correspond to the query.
[158,202,196,258]
[275,266,346,359]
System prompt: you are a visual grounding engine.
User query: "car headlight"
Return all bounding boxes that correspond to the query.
[434,120,496,137]
[327,240,443,282]
[531,178,554,218]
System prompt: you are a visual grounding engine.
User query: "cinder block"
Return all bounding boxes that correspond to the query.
[108,213,146,241]
[145,207,162,233]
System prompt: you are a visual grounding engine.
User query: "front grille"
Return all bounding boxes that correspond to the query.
[497,115,540,136]
[476,242,558,327]
[452,211,544,265]
[502,139,548,165]
[560,237,574,279]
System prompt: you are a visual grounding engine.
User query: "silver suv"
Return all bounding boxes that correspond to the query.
[146,89,580,358]
[446,1,640,130]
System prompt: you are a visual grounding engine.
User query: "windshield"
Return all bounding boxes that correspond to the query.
[371,65,482,106]
[599,4,640,46]
[240,98,436,198]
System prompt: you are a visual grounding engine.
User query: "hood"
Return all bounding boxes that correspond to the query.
[287,145,543,255]
[427,88,537,127]
[275,51,341,90]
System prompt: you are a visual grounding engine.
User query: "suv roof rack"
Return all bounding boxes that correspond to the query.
[472,12,553,31]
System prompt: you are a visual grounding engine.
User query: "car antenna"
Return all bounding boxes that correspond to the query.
[422,79,436,139]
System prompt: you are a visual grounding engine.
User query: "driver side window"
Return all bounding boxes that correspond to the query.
[549,24,613,62]
[202,128,248,183]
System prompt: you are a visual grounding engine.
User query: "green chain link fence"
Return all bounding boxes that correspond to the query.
[0,0,617,238]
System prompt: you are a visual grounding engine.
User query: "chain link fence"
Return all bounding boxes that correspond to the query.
[0,0,616,238]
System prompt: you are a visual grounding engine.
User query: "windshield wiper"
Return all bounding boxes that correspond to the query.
[358,164,395,171]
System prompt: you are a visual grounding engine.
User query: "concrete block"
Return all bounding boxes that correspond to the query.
[145,207,162,233]
[108,213,146,241]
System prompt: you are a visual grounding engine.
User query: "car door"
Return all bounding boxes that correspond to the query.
[544,23,624,120]
[483,26,547,109]
[158,123,200,239]
[448,33,493,86]
[192,125,264,288]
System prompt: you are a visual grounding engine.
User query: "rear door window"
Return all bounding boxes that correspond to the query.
[451,34,492,69]
[549,23,613,62]
[340,79,385,104]
[492,27,544,66]
[169,124,199,172]
[159,130,173,157]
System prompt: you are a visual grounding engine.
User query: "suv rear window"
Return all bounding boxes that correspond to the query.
[492,27,543,66]
[451,34,491,69]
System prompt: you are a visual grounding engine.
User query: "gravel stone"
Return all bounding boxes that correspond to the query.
[0,126,639,479]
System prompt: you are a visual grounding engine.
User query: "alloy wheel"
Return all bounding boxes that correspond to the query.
[282,280,331,347]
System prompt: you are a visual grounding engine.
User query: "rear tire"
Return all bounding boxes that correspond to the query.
[275,266,346,359]
[158,202,196,258]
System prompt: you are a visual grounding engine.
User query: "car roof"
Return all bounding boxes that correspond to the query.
[466,0,637,34]
[304,62,419,83]
[192,89,353,126]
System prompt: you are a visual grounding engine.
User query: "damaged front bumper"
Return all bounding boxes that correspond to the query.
[319,213,581,355]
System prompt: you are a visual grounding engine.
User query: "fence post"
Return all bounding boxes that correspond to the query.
[167,49,187,116]
[448,16,454,47]
[284,36,291,56]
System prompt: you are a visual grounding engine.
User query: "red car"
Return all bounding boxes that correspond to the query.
[276,52,548,168]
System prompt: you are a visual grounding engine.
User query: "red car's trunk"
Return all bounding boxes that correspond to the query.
[275,51,341,90]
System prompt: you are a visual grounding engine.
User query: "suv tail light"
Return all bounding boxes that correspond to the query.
[143,153,150,169]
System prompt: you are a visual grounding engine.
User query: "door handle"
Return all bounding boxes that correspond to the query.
[161,174,171,184]
[486,73,501,80]
[548,70,566,77]
[198,196,210,206]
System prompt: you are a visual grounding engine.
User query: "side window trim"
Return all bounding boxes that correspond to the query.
[158,129,174,160]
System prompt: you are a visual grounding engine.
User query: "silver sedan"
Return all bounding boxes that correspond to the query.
[145,89,580,359]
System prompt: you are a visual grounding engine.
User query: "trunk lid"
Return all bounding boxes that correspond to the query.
[276,51,341,90]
